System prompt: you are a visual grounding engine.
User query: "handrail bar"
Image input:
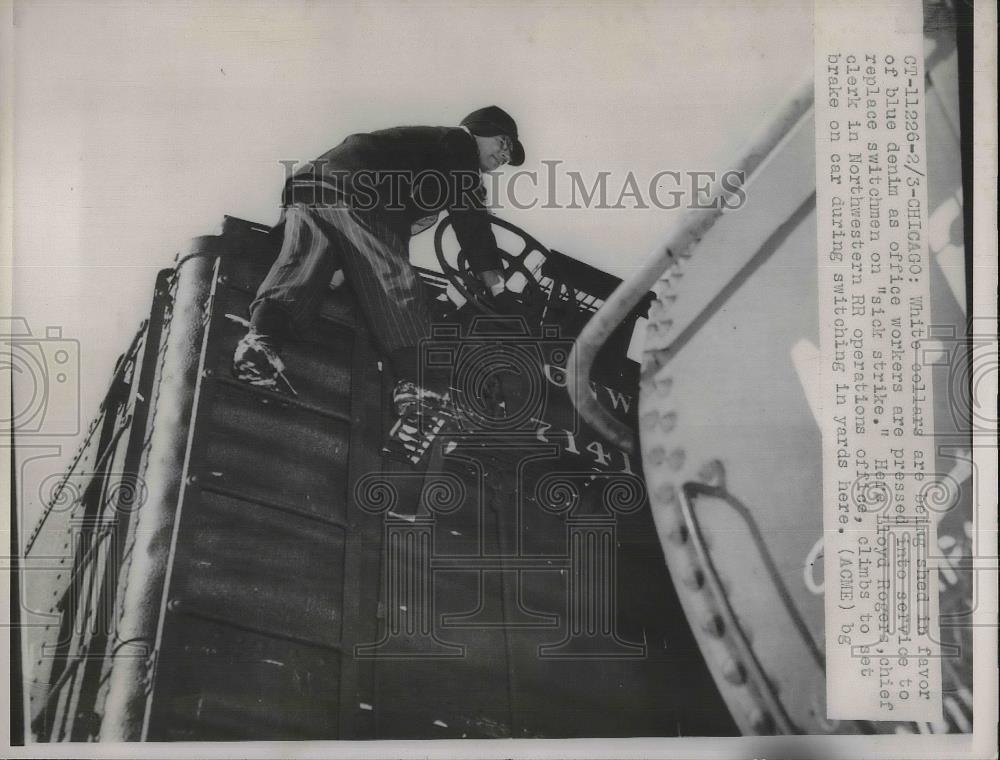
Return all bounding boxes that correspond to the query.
[566,77,815,452]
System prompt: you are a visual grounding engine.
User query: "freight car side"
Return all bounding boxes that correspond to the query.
[23,214,738,740]
[22,267,174,741]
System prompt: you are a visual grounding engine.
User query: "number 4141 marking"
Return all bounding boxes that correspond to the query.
[530,417,634,473]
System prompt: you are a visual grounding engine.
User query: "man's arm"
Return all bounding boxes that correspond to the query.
[452,212,507,297]
[439,129,506,292]
[449,191,503,280]
[449,190,508,295]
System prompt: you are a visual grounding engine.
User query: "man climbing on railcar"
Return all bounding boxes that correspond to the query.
[231,105,525,418]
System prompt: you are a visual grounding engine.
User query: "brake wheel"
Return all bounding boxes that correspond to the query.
[434,215,568,315]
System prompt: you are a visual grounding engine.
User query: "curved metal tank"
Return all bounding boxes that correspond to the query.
[579,34,972,737]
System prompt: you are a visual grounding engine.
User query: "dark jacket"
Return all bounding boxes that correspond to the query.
[284,126,502,273]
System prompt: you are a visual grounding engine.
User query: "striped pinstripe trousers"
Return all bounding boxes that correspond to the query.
[251,203,431,355]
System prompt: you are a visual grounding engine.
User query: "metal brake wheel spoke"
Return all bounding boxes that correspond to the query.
[435,215,553,315]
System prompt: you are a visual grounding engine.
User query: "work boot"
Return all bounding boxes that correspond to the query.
[392,380,452,419]
[385,382,461,466]
[231,326,298,395]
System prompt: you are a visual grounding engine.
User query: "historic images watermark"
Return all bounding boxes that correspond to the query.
[1,317,81,438]
[481,162,747,211]
[277,159,748,212]
[351,468,647,661]
[360,316,646,660]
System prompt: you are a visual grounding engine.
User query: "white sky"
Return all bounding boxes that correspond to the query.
[9,0,813,482]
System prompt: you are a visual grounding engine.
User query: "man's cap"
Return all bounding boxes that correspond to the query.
[460,105,525,166]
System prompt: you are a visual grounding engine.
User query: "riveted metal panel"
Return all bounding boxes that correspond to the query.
[23,269,174,742]
[361,312,736,738]
[31,213,737,742]
[147,615,343,740]
[143,221,389,740]
[161,489,347,648]
[636,46,972,735]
